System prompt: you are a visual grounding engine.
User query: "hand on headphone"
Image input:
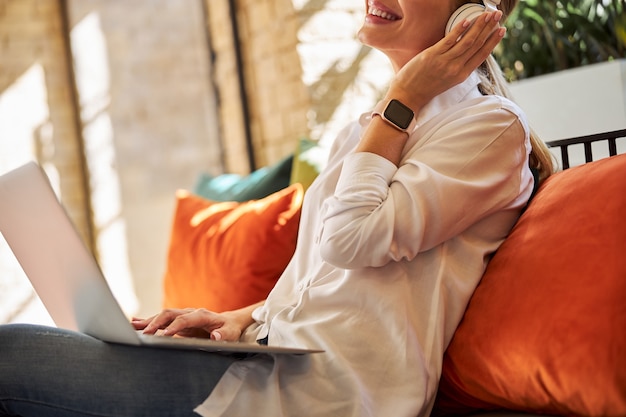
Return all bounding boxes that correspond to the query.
[386,10,505,118]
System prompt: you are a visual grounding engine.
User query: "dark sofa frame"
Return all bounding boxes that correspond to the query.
[546,128,626,168]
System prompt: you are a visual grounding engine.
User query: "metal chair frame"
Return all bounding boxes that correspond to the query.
[545,129,626,169]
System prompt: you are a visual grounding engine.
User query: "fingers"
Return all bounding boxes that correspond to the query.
[161,308,215,336]
[138,308,193,335]
[445,10,504,57]
[434,10,504,83]
[133,308,243,342]
[468,24,505,68]
[130,315,156,330]
[462,11,506,68]
[208,322,243,342]
[165,309,243,342]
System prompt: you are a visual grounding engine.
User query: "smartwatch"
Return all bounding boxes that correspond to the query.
[372,99,417,134]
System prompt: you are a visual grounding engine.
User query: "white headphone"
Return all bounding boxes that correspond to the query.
[445,0,501,35]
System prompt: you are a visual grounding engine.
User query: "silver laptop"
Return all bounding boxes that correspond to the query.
[0,161,322,355]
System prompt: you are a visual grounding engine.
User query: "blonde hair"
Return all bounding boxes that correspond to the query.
[462,0,556,182]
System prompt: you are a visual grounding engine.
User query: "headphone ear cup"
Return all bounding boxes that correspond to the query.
[445,3,486,35]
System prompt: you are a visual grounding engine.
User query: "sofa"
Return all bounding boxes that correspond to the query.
[161,131,626,417]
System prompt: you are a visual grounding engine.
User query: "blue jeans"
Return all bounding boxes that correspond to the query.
[0,324,235,417]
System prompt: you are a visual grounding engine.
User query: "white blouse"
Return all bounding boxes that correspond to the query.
[195,71,534,417]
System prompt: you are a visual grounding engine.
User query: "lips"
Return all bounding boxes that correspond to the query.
[367,1,400,21]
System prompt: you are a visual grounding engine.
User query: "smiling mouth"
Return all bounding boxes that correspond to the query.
[367,3,400,21]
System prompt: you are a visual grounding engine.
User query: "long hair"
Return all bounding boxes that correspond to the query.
[461,0,556,182]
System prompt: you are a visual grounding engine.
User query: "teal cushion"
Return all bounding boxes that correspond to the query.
[194,154,293,202]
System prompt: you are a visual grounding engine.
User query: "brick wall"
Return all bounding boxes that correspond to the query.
[204,0,392,169]
[238,0,310,165]
[0,0,91,243]
[204,0,310,173]
[203,0,249,174]
[0,0,90,323]
[0,0,226,319]
[65,0,224,316]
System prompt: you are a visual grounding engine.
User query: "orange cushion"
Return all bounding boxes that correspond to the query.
[162,184,303,312]
[433,154,626,417]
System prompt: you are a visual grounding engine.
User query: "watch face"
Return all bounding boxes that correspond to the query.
[384,99,414,130]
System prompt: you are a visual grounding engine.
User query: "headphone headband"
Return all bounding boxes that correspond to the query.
[445,0,503,35]
[484,0,501,12]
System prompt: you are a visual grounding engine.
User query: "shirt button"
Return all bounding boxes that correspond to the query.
[297,283,304,291]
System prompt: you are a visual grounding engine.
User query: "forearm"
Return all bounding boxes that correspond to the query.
[356,86,425,167]
[356,116,410,167]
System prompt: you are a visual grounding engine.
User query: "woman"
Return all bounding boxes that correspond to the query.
[0,1,554,416]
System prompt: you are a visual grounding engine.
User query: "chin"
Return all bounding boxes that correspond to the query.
[356,27,367,45]
[356,24,380,50]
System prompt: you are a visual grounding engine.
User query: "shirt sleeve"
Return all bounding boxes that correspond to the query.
[318,102,533,269]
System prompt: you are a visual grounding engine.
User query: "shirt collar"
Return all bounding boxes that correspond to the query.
[416,70,482,126]
[359,70,482,129]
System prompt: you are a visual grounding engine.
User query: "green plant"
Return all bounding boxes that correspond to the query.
[495,0,626,80]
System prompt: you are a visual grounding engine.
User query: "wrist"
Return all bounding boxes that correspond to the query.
[224,300,263,331]
[372,98,418,135]
[385,81,428,115]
